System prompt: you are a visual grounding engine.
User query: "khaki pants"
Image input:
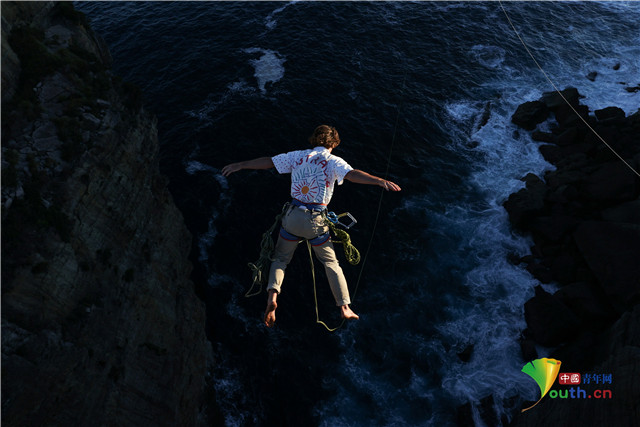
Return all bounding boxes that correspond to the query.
[267,206,351,306]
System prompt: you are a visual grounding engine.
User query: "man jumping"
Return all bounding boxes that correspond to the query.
[222,125,401,327]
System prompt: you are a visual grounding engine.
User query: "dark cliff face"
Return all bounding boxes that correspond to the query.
[1,2,209,426]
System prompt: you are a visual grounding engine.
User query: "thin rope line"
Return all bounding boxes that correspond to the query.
[499,0,640,179]
[312,73,407,331]
[352,74,407,301]
[308,240,343,332]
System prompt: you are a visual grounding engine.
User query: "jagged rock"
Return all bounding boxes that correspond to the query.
[573,221,640,312]
[509,88,640,426]
[601,199,640,224]
[1,1,58,102]
[531,130,556,143]
[519,337,538,362]
[96,98,111,108]
[582,161,638,203]
[525,261,553,284]
[529,215,578,243]
[1,28,20,103]
[456,401,474,427]
[549,253,580,284]
[457,344,474,363]
[539,88,589,129]
[539,140,596,166]
[478,101,491,129]
[554,282,615,323]
[511,306,640,427]
[586,71,598,82]
[524,285,581,346]
[32,135,60,152]
[555,104,590,129]
[478,395,499,427]
[81,112,101,130]
[511,101,549,131]
[545,169,587,190]
[595,106,625,122]
[555,127,579,146]
[503,174,547,229]
[537,144,563,164]
[541,87,581,110]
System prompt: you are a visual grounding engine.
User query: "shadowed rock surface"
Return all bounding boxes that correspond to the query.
[505,88,639,426]
[2,2,210,426]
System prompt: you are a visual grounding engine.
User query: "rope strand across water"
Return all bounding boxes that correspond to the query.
[498,0,640,179]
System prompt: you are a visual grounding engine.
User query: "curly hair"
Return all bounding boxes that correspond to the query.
[308,125,341,149]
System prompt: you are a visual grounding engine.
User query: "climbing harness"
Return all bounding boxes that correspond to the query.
[498,0,640,179]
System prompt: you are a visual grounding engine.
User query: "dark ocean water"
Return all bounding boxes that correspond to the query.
[76,2,640,426]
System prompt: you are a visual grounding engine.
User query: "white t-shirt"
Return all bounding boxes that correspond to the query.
[272,146,353,205]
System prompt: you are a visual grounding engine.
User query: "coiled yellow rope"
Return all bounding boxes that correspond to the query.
[325,219,361,266]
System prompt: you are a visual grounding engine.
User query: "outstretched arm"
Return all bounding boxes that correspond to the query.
[221,157,275,177]
[345,169,401,191]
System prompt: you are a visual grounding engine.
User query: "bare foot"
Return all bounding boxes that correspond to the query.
[264,300,277,327]
[341,305,359,320]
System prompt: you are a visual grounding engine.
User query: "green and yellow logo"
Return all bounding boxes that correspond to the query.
[521,358,562,412]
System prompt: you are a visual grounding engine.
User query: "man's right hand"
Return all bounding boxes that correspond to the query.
[345,169,402,191]
[221,163,242,177]
[380,179,402,192]
[221,157,275,177]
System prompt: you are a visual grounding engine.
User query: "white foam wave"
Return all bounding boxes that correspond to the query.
[431,74,557,422]
[265,1,300,30]
[425,200,541,407]
[435,2,489,13]
[445,100,482,123]
[212,344,259,427]
[318,352,435,427]
[575,49,640,113]
[187,159,232,273]
[185,161,230,192]
[470,45,507,69]
[185,160,218,175]
[186,80,256,127]
[428,7,640,413]
[198,211,219,266]
[496,3,640,115]
[243,48,286,94]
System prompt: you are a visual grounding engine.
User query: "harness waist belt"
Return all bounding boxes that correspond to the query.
[280,228,330,246]
[290,199,327,212]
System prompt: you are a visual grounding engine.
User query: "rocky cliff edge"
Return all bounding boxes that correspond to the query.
[2,2,210,425]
